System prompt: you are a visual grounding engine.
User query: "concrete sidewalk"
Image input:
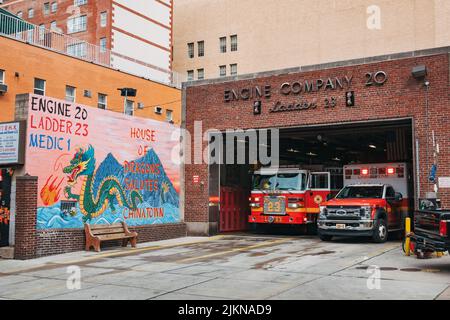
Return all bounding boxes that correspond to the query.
[0,234,449,300]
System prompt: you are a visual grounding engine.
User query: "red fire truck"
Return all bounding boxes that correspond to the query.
[248,167,334,232]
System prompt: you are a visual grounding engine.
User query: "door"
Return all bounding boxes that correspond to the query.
[307,172,331,212]
[0,169,12,247]
[219,186,249,232]
[385,186,401,228]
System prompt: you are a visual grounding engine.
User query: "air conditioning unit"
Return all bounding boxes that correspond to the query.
[154,106,162,114]
[83,90,92,98]
[0,84,8,95]
[137,102,144,110]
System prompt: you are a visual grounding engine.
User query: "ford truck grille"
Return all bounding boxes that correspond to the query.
[326,206,362,220]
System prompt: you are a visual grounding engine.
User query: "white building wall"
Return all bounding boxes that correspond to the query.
[111,0,172,84]
[112,55,171,84]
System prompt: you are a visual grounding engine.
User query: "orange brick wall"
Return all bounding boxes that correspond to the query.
[0,36,181,124]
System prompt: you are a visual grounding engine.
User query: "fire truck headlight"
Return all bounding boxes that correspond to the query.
[250,203,260,208]
[288,203,299,208]
[360,206,372,219]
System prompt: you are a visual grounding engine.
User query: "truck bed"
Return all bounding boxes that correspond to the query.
[413,210,450,252]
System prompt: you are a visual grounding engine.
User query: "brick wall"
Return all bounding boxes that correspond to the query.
[184,51,450,232]
[14,175,38,260]
[35,223,186,257]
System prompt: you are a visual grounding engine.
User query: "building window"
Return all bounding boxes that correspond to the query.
[51,2,57,13]
[38,24,45,41]
[197,41,204,57]
[74,0,88,6]
[28,8,34,18]
[166,109,173,122]
[220,37,227,53]
[125,99,134,116]
[219,65,226,77]
[67,15,87,34]
[65,86,76,102]
[50,21,57,30]
[0,70,4,84]
[187,42,194,59]
[100,11,107,27]
[98,93,107,109]
[99,37,107,53]
[34,78,46,96]
[17,11,23,18]
[230,63,237,76]
[197,69,204,80]
[187,70,194,81]
[67,42,87,58]
[43,3,50,15]
[230,35,238,52]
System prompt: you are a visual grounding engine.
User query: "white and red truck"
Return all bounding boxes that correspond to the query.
[317,163,411,242]
[248,167,334,232]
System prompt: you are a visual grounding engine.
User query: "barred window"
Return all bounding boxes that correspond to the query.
[65,86,76,102]
[187,70,194,81]
[219,65,226,77]
[230,35,238,52]
[197,68,204,80]
[198,40,204,57]
[220,37,226,53]
[98,93,107,109]
[187,42,194,58]
[28,8,34,18]
[230,63,237,76]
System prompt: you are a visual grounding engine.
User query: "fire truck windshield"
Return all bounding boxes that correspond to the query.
[336,186,384,199]
[252,173,306,191]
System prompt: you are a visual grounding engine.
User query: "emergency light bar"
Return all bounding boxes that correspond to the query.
[345,165,405,179]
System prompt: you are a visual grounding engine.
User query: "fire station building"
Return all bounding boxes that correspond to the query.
[182,47,450,236]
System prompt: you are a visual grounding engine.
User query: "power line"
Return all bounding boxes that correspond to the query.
[139,99,181,110]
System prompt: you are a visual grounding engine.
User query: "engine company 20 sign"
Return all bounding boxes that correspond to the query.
[25,94,181,230]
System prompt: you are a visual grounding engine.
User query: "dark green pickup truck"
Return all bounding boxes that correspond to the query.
[411,210,450,253]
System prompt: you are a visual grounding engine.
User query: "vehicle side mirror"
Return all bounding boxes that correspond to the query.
[395,192,403,202]
[326,194,333,201]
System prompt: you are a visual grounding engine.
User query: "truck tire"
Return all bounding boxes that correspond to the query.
[319,233,333,241]
[372,218,388,243]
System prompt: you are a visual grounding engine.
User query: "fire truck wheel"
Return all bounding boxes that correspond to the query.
[372,218,388,243]
[319,233,333,241]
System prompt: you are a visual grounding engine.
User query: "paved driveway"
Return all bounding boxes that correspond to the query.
[0,234,449,300]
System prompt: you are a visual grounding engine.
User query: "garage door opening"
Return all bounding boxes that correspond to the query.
[210,119,414,234]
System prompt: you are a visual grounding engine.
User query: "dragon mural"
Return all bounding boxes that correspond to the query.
[63,145,143,222]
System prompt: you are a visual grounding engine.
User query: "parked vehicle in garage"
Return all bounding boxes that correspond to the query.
[248,167,332,233]
[410,209,450,254]
[317,163,411,243]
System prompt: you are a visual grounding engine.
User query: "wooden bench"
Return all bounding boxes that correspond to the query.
[84,222,138,252]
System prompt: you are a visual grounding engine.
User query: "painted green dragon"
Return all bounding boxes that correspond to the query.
[63,145,143,222]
